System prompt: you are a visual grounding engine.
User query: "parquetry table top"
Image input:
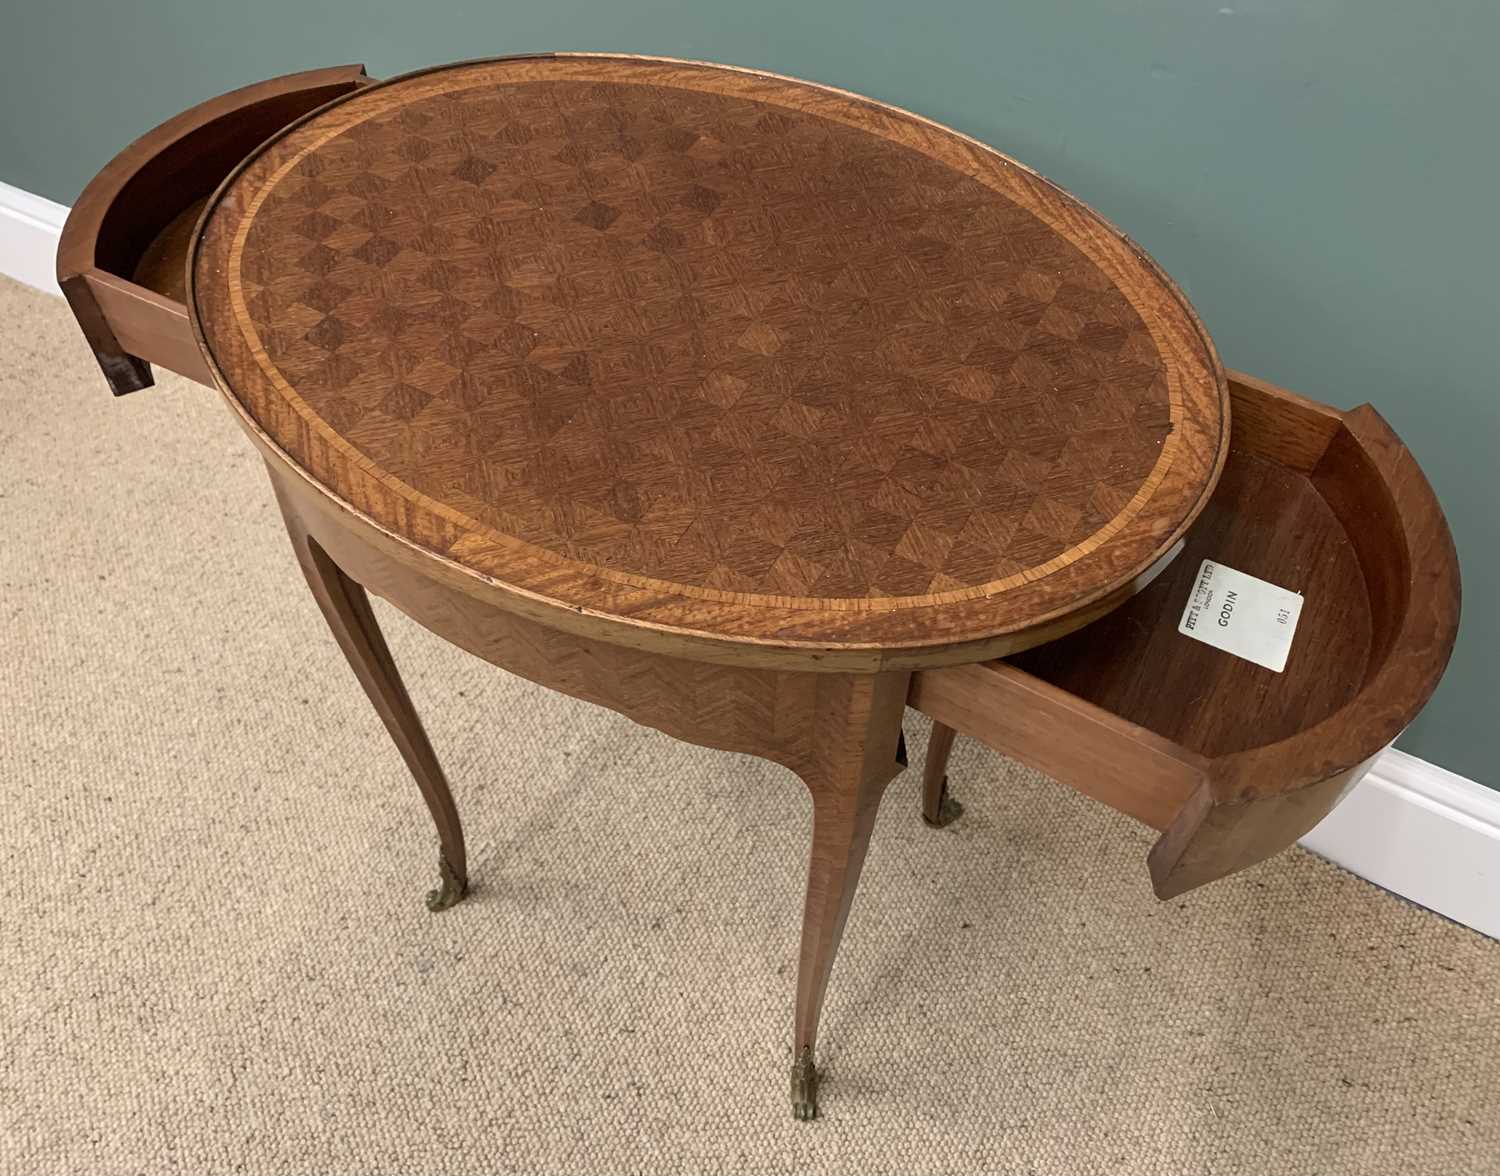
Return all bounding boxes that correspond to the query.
[189,54,1226,664]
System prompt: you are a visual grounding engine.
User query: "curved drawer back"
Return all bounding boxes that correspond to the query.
[1149,394,1461,897]
[57,65,370,394]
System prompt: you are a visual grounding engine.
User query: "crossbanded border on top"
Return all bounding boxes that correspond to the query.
[190,54,1227,653]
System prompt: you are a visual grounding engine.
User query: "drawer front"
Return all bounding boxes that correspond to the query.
[81,271,209,386]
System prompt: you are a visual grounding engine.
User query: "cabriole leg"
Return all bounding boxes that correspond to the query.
[274,486,468,912]
[791,672,909,1119]
[921,720,963,827]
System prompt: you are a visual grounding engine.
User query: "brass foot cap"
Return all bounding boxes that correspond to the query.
[922,779,964,828]
[790,1048,819,1121]
[425,855,468,912]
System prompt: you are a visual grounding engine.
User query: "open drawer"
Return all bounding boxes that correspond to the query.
[908,370,1460,898]
[56,65,372,394]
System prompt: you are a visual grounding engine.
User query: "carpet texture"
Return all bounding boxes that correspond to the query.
[2,274,1496,1174]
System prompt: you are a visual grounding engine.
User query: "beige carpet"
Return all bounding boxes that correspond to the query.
[1,273,1496,1175]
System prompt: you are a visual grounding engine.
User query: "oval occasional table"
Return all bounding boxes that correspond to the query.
[57,56,1459,1120]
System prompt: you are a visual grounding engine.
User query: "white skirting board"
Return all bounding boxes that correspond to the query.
[4,177,1495,939]
[0,180,66,296]
[1301,748,1498,938]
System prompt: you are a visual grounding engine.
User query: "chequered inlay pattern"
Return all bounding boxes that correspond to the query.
[220,73,1172,601]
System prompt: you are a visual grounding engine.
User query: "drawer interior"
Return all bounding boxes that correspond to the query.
[129,196,209,303]
[1007,427,1373,759]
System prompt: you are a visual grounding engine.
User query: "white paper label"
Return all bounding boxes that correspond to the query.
[1177,559,1304,672]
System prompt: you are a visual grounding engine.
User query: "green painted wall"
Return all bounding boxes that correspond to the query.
[6,1,1494,784]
